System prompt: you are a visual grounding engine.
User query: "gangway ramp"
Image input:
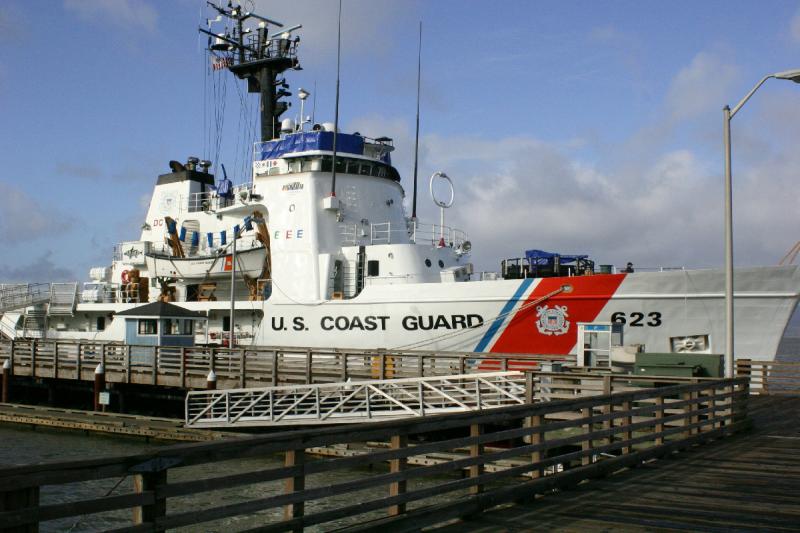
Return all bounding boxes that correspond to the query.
[0,283,50,313]
[185,372,527,428]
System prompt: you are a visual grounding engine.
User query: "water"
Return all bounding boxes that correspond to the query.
[0,425,455,532]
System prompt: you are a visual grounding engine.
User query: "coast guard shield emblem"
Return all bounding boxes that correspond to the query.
[535,305,570,336]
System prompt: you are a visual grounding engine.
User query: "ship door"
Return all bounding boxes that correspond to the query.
[332,260,344,299]
[577,322,623,368]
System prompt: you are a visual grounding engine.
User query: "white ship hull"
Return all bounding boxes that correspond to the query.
[39,266,800,362]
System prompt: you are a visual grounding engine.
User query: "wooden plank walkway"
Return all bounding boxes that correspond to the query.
[433,395,800,533]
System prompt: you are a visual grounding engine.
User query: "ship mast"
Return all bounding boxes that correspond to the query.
[200,1,302,142]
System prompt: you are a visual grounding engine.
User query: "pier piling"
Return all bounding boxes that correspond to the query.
[93,363,105,412]
[1,359,10,403]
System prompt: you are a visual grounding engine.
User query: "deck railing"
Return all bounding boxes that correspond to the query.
[0,376,748,532]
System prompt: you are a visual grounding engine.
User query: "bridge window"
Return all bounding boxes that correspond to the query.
[96,317,105,331]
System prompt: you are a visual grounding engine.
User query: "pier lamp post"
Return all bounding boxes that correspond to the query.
[723,69,800,377]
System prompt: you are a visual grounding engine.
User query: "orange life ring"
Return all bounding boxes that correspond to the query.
[121,270,130,284]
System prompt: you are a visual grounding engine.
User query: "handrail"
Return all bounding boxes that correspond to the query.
[736,359,800,395]
[186,371,527,427]
[0,283,50,313]
[0,377,749,531]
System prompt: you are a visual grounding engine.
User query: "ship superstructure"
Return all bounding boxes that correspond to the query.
[1,3,798,362]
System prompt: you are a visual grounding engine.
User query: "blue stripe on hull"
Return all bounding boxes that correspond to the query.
[473,278,533,352]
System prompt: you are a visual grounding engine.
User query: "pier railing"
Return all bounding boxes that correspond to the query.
[736,359,800,395]
[0,339,571,389]
[0,376,748,532]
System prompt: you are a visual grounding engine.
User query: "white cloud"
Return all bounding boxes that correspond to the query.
[0,182,61,243]
[791,8,800,43]
[0,252,77,283]
[665,51,739,123]
[341,44,800,275]
[56,162,103,180]
[247,0,415,66]
[64,0,158,33]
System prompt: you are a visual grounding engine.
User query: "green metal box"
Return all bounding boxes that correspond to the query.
[633,353,724,378]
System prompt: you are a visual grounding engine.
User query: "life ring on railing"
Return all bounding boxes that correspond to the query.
[121,270,130,284]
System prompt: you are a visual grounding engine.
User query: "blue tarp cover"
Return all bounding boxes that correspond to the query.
[525,249,588,265]
[255,131,365,161]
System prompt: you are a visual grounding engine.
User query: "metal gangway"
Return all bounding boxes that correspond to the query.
[185,372,527,428]
[0,284,51,313]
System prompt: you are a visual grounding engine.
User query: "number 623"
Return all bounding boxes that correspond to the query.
[611,311,662,327]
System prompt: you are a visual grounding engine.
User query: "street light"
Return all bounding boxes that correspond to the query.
[723,68,800,377]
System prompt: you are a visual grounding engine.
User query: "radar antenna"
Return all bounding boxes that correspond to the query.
[200,1,302,142]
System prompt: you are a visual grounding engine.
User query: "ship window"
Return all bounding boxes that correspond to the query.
[223,316,231,332]
[373,165,386,177]
[268,166,282,176]
[425,258,432,268]
[309,158,322,171]
[301,158,315,172]
[96,317,106,332]
[346,160,359,174]
[438,260,445,268]
[182,320,194,335]
[288,160,302,173]
[359,163,371,176]
[321,157,333,172]
[138,319,157,335]
[335,158,346,173]
[367,260,380,277]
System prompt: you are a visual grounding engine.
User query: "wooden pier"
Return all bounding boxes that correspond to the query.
[0,363,797,532]
[0,339,568,392]
[0,374,754,532]
[0,404,239,442]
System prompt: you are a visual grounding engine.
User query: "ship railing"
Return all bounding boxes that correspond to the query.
[184,183,255,213]
[340,220,468,248]
[409,220,468,248]
[240,32,298,64]
[0,283,51,313]
[615,266,686,273]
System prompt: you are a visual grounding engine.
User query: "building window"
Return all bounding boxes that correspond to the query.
[138,319,157,335]
[162,319,182,335]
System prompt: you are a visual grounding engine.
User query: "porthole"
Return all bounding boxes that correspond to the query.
[438,260,445,268]
[425,258,432,267]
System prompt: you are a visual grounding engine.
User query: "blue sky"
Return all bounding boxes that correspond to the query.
[2,0,800,280]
